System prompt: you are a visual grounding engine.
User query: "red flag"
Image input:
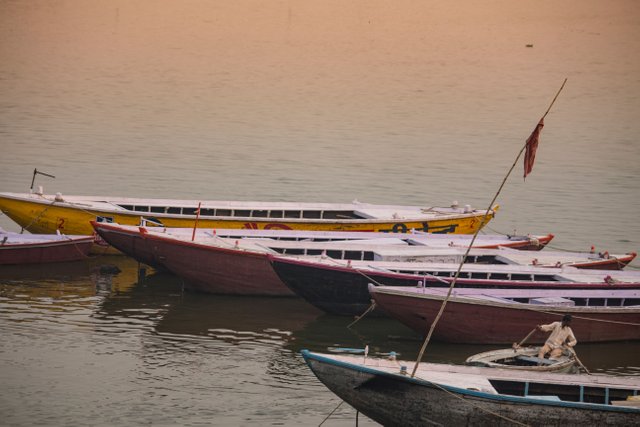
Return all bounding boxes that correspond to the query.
[523,117,544,179]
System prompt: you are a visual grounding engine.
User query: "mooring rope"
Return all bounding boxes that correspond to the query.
[424,379,530,426]
[323,256,387,287]
[530,308,640,327]
[19,199,58,234]
[347,301,376,329]
[318,399,344,426]
[68,236,93,259]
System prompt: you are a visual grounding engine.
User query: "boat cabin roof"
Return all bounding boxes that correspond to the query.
[5,192,489,220]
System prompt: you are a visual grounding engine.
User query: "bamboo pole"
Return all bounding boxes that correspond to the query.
[192,202,202,241]
[568,346,591,374]
[512,328,538,350]
[411,79,568,377]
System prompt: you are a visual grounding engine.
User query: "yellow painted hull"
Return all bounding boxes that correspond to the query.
[0,196,493,236]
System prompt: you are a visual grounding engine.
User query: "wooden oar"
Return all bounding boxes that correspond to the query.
[512,328,538,350]
[567,347,590,374]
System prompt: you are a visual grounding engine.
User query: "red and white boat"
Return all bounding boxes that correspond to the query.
[269,256,640,315]
[90,222,555,295]
[91,222,632,298]
[368,285,640,343]
[0,228,94,265]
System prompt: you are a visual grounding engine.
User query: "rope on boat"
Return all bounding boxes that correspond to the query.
[69,236,93,259]
[20,199,110,258]
[347,301,376,329]
[411,79,568,378]
[529,309,640,327]
[396,354,528,426]
[323,256,387,287]
[425,380,530,426]
[318,399,344,426]
[19,199,59,234]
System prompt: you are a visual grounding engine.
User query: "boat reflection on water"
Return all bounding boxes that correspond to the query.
[154,290,323,341]
[96,270,323,340]
[2,256,639,426]
[0,256,142,307]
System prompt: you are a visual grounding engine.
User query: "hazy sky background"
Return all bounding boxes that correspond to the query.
[1,0,639,254]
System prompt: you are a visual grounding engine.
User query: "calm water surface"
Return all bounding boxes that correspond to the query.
[1,0,639,425]
[2,258,639,426]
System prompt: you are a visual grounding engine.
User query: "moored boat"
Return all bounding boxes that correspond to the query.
[0,190,496,236]
[91,222,551,296]
[465,346,576,373]
[269,255,640,315]
[91,222,589,296]
[369,285,640,343]
[301,350,640,426]
[98,223,555,250]
[0,228,94,265]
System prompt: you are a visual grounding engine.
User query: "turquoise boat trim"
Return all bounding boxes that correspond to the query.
[300,350,640,414]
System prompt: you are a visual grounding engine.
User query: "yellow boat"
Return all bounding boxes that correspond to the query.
[0,190,496,236]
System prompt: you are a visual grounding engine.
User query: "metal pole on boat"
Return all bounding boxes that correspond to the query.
[29,168,55,192]
[411,79,568,378]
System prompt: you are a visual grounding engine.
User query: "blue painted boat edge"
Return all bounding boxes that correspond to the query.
[299,350,640,414]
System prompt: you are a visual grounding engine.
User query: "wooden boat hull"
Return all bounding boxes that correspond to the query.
[369,287,640,343]
[0,192,493,236]
[269,256,640,316]
[91,222,561,296]
[0,236,94,264]
[302,351,640,426]
[93,222,292,296]
[569,255,636,270]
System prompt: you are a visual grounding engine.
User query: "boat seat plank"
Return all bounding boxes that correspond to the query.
[515,355,557,366]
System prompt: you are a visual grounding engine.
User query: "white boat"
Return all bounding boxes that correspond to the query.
[91,222,596,296]
[270,255,640,315]
[301,350,640,426]
[465,346,576,373]
[0,190,497,236]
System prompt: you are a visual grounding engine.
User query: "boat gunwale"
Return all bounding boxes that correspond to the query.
[370,286,640,313]
[0,192,495,223]
[465,347,576,372]
[301,350,640,414]
[269,255,640,289]
[0,236,95,249]
[96,223,274,259]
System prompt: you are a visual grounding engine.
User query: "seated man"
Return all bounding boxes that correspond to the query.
[537,314,577,359]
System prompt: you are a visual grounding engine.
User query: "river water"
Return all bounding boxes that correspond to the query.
[1,1,639,425]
